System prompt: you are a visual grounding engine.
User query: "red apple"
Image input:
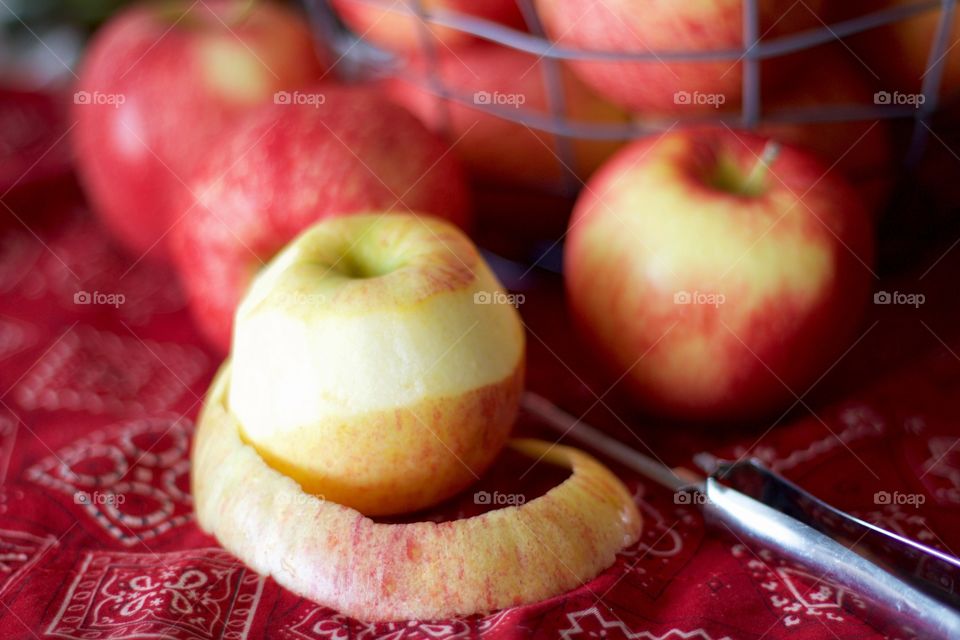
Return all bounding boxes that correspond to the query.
[72,0,326,260]
[170,85,470,353]
[565,128,874,422]
[845,0,959,102]
[533,0,827,115]
[385,44,629,190]
[330,0,525,53]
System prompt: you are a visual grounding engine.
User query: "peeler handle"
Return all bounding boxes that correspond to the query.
[703,460,960,639]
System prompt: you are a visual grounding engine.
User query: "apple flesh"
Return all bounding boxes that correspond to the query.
[193,365,643,621]
[72,0,326,260]
[329,0,526,53]
[533,0,827,115]
[229,213,522,516]
[385,44,628,190]
[565,129,874,422]
[169,86,471,353]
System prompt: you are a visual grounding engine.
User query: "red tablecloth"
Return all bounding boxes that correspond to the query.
[4,96,960,640]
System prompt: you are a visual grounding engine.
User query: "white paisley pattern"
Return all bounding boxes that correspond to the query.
[46,549,264,640]
[559,607,732,640]
[280,605,516,639]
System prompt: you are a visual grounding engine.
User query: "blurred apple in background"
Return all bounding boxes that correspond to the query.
[845,0,959,102]
[533,0,827,116]
[565,129,874,422]
[385,44,628,191]
[754,46,895,215]
[170,86,470,353]
[329,0,525,53]
[72,0,326,260]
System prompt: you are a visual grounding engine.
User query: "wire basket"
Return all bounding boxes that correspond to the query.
[305,0,957,198]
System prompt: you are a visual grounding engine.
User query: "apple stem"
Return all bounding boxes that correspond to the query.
[742,140,781,196]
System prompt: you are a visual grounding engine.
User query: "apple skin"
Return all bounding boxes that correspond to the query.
[385,44,629,190]
[72,0,326,260]
[330,0,525,52]
[193,366,642,620]
[564,129,874,422]
[228,213,523,516]
[532,0,827,115]
[170,86,471,353]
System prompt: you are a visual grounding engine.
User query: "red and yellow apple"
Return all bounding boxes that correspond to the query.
[169,86,470,353]
[330,0,525,53]
[385,44,628,190]
[565,129,874,422]
[194,369,642,620]
[72,0,326,260]
[533,0,827,115]
[228,213,523,516]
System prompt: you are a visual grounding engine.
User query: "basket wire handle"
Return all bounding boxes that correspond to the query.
[515,0,580,195]
[409,0,454,137]
[306,0,952,168]
[908,0,956,165]
[742,0,761,128]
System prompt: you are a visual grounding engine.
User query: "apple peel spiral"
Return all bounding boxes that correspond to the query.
[193,366,642,621]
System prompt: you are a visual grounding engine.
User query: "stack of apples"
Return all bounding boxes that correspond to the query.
[335,0,898,210]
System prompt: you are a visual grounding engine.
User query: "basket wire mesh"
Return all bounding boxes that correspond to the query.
[307,0,958,193]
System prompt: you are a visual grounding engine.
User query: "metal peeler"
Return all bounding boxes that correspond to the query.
[522,392,960,639]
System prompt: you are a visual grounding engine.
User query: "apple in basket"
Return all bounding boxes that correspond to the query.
[169,85,470,353]
[191,213,643,620]
[329,0,526,52]
[385,44,629,190]
[844,0,960,102]
[532,0,829,115]
[746,45,895,215]
[564,128,875,422]
[72,0,326,260]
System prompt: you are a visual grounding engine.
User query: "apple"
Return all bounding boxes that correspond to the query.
[565,129,874,422]
[72,0,326,260]
[194,368,642,620]
[532,0,827,115]
[228,213,523,516]
[753,46,895,214]
[169,85,470,353]
[845,0,959,101]
[329,0,526,53]
[385,44,629,190]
